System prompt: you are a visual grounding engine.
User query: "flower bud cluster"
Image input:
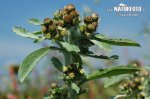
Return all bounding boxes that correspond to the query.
[49,83,68,98]
[41,4,81,40]
[123,77,145,94]
[41,18,68,40]
[80,13,99,37]
[62,64,85,82]
[120,61,150,98]
[60,4,80,26]
[49,83,60,96]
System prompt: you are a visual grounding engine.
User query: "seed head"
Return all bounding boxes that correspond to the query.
[60,30,67,36]
[65,4,75,12]
[123,83,128,89]
[143,71,149,76]
[84,16,93,24]
[63,66,68,72]
[51,83,57,88]
[87,24,96,31]
[130,82,136,88]
[45,33,51,39]
[57,20,64,27]
[42,26,47,33]
[69,72,75,79]
[70,11,79,18]
[133,63,138,67]
[134,78,140,83]
[92,22,98,27]
[44,18,53,25]
[61,9,68,16]
[63,15,73,23]
[138,85,144,90]
[140,77,144,82]
[139,92,145,98]
[48,25,56,31]
[91,13,99,21]
[79,69,84,75]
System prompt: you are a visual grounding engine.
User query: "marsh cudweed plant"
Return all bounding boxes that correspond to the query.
[13,4,141,99]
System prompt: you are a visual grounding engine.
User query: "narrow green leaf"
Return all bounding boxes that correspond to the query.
[92,34,140,47]
[12,27,39,39]
[28,18,42,25]
[60,42,80,52]
[51,57,63,71]
[91,39,112,52]
[83,54,119,60]
[71,83,80,94]
[86,66,141,81]
[19,47,51,82]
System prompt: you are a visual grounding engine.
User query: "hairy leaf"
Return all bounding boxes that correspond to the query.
[91,39,112,52]
[83,54,119,60]
[92,34,140,47]
[18,47,51,82]
[51,57,63,71]
[12,27,39,39]
[60,42,80,52]
[28,18,42,25]
[86,66,141,81]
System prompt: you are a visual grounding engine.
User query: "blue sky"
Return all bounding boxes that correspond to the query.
[0,0,150,75]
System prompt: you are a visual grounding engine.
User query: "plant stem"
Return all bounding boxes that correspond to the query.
[66,27,78,99]
[55,27,78,99]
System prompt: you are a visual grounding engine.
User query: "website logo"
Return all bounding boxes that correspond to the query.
[107,3,144,17]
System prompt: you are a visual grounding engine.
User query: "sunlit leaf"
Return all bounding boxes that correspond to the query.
[12,26,39,39]
[86,66,141,81]
[91,39,112,52]
[60,42,80,52]
[19,47,51,82]
[28,18,43,25]
[92,34,140,47]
